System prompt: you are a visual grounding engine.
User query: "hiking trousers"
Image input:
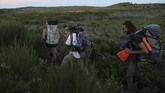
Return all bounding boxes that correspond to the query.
[126,61,138,93]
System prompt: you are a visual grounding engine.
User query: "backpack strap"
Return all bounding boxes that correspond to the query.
[128,35,139,49]
[70,32,76,52]
[70,32,73,46]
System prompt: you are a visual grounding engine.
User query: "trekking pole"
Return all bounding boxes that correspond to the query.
[162,43,165,61]
[91,41,119,62]
[91,40,96,57]
[91,42,107,59]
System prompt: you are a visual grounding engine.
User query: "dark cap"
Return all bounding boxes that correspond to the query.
[48,20,58,25]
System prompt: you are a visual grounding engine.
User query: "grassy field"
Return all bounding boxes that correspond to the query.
[0,2,165,93]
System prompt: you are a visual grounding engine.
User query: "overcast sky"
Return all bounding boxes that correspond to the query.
[0,0,164,9]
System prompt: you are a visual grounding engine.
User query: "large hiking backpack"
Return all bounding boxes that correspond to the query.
[136,24,162,63]
[46,20,60,45]
[71,28,92,57]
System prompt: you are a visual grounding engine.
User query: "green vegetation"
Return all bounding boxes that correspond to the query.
[0,3,165,93]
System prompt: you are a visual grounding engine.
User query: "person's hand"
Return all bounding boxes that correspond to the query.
[124,48,132,54]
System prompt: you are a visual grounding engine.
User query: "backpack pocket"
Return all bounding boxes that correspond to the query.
[76,40,83,48]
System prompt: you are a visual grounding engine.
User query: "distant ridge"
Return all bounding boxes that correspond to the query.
[108,2,165,9]
[0,6,101,14]
[0,2,165,14]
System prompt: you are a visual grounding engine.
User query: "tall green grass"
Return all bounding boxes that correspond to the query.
[0,45,39,93]
[0,21,27,47]
[38,61,103,93]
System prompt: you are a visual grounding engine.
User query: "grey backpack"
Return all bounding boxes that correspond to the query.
[46,20,60,45]
[138,24,162,63]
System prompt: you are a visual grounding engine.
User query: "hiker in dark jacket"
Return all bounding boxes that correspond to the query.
[122,21,148,93]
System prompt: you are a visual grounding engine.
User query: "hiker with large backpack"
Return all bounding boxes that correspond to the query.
[118,22,162,63]
[61,21,92,71]
[118,21,163,92]
[119,21,152,93]
[42,20,60,65]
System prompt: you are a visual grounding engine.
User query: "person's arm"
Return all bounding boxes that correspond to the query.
[56,28,60,39]
[42,29,46,40]
[125,42,148,54]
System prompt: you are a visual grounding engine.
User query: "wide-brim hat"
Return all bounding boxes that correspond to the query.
[67,21,76,29]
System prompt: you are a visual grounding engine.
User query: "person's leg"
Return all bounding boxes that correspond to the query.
[126,61,138,93]
[136,62,151,92]
[50,47,57,64]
